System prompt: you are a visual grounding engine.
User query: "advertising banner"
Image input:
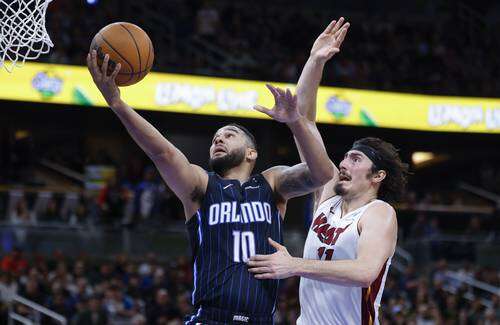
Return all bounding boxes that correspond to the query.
[1,62,499,133]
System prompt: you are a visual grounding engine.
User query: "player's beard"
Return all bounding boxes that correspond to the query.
[209,147,246,176]
[334,182,347,196]
[334,170,373,197]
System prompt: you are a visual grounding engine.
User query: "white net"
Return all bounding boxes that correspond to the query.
[0,0,53,72]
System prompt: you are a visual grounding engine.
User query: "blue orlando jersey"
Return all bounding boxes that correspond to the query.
[187,172,283,317]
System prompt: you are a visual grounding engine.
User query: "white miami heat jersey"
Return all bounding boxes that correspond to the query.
[297,196,392,325]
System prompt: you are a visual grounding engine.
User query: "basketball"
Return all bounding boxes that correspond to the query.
[90,22,154,87]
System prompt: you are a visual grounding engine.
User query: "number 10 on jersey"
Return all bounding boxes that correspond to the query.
[233,231,256,262]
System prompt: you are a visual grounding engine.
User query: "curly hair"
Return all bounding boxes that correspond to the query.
[352,137,410,202]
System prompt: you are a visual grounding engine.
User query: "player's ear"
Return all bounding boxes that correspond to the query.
[372,170,386,184]
[246,147,258,162]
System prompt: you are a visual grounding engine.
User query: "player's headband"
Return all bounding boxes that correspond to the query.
[351,144,387,171]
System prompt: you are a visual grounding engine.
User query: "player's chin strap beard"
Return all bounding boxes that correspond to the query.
[351,144,388,172]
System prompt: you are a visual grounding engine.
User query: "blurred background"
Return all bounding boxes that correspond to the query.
[1,0,500,324]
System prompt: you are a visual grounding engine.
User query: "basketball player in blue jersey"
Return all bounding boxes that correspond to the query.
[248,19,409,324]
[87,52,334,323]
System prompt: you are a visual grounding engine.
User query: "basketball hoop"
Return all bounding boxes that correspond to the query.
[0,0,54,72]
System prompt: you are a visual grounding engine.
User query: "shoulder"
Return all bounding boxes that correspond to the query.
[261,166,290,216]
[359,201,397,232]
[371,200,396,214]
[262,165,289,177]
[261,165,290,189]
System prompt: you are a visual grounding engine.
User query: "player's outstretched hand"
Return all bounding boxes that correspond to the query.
[87,50,122,108]
[247,238,297,280]
[310,17,350,62]
[254,84,301,124]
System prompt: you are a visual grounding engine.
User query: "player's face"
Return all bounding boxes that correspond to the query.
[209,126,249,159]
[335,150,375,197]
[209,126,249,174]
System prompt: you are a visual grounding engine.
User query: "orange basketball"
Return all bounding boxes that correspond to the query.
[90,22,154,87]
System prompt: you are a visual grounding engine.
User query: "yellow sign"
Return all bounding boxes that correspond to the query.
[1,62,500,133]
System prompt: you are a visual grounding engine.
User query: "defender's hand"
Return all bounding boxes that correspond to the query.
[247,238,297,280]
[87,50,122,108]
[254,84,301,124]
[310,17,350,62]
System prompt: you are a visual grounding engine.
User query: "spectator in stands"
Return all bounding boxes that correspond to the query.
[47,289,76,321]
[9,198,36,247]
[409,213,436,239]
[195,2,220,41]
[72,294,108,325]
[466,298,486,324]
[466,216,485,237]
[18,278,44,305]
[431,277,448,312]
[415,302,442,324]
[1,247,28,276]
[48,262,73,287]
[124,273,142,299]
[69,200,90,226]
[483,307,498,325]
[146,288,181,324]
[432,259,449,284]
[38,197,61,223]
[134,166,160,221]
[73,260,88,279]
[70,277,93,303]
[443,294,460,322]
[399,264,419,304]
[97,176,132,226]
[102,284,134,323]
[156,184,183,221]
[175,293,192,320]
[0,272,18,304]
[480,164,498,192]
[92,262,114,286]
[131,313,147,325]
[489,294,500,321]
[9,198,32,223]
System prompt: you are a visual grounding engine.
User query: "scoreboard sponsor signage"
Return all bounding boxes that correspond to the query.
[1,62,500,133]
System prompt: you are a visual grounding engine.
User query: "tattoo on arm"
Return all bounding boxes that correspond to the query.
[277,164,319,199]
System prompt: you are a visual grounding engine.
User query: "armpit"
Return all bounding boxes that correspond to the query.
[190,186,205,203]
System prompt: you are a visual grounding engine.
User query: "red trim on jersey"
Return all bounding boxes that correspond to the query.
[361,287,373,325]
[361,262,388,325]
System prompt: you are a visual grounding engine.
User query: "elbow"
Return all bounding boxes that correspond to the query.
[150,151,169,161]
[149,149,176,165]
[358,268,380,288]
[359,277,374,288]
[149,145,179,162]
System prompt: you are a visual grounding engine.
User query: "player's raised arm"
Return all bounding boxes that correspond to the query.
[256,85,334,201]
[294,18,350,207]
[297,18,349,121]
[87,51,207,219]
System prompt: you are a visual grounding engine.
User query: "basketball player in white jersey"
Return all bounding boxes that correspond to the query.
[248,18,409,324]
